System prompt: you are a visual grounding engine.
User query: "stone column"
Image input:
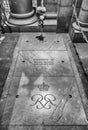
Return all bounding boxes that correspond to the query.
[73,0,88,31]
[79,0,88,27]
[8,0,37,25]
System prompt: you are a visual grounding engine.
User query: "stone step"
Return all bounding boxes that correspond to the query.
[69,23,88,43]
[4,19,57,32]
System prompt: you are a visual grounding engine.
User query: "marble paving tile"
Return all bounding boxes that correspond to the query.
[17,33,66,51]
[1,75,87,127]
[13,50,74,77]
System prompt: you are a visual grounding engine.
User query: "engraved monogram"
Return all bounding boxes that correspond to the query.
[31,94,56,109]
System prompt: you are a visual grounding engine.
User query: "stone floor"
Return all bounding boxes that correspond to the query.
[0,33,19,99]
[75,43,88,78]
[0,33,88,130]
[73,43,88,100]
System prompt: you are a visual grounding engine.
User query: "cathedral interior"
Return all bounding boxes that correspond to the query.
[0,0,88,130]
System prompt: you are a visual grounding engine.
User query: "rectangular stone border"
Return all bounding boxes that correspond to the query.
[0,33,88,127]
[0,33,21,124]
[63,34,88,121]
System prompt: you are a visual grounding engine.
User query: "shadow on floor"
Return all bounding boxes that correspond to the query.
[0,33,19,99]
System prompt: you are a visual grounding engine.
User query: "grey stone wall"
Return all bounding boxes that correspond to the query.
[57,0,83,32]
[44,0,57,13]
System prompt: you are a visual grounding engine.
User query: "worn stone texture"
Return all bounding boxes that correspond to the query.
[3,0,83,33]
[57,0,82,32]
[75,43,88,76]
[0,33,19,99]
[0,33,88,130]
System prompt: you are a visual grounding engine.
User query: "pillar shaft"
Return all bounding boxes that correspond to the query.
[70,0,88,43]
[8,0,37,25]
[9,0,33,14]
[78,0,88,26]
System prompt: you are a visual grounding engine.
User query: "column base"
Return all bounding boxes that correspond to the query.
[69,22,88,43]
[8,8,38,26]
[3,19,57,32]
[73,22,88,32]
[3,13,57,32]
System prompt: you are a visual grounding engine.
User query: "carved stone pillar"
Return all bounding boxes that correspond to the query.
[73,0,88,31]
[8,0,37,25]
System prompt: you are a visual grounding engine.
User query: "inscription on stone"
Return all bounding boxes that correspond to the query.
[33,59,54,65]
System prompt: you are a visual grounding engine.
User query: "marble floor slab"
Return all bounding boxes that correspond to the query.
[13,50,74,77]
[17,33,66,51]
[0,33,88,130]
[1,75,87,126]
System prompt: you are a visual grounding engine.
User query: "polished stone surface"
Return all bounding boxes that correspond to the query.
[0,33,88,130]
[1,75,87,126]
[18,33,66,51]
[13,50,73,77]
